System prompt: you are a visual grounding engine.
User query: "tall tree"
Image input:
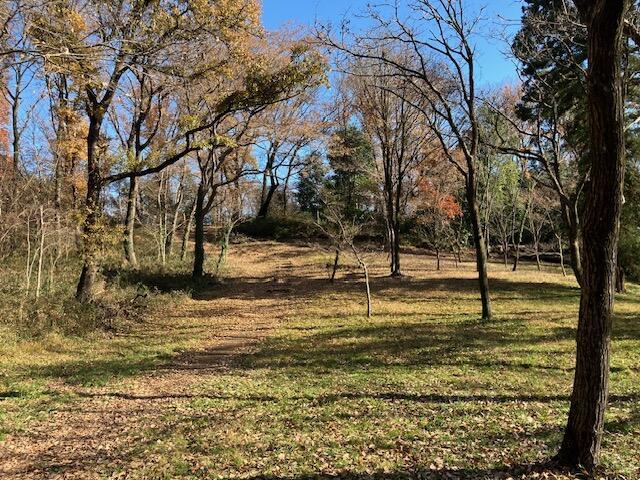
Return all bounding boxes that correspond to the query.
[348,56,434,277]
[28,0,264,301]
[557,0,631,471]
[321,0,494,319]
[326,126,375,220]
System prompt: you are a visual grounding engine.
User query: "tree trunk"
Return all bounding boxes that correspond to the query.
[558,0,628,471]
[392,218,401,277]
[167,171,185,257]
[282,163,293,215]
[512,198,531,272]
[436,247,441,271]
[350,244,371,318]
[534,236,541,271]
[562,202,585,286]
[451,243,459,269]
[467,179,492,320]
[35,206,45,299]
[11,85,20,174]
[330,249,340,282]
[615,262,626,293]
[384,188,401,277]
[214,223,233,276]
[192,181,207,279]
[502,237,509,268]
[557,233,567,277]
[181,200,197,262]
[258,150,278,218]
[258,178,278,218]
[76,118,102,302]
[123,175,138,268]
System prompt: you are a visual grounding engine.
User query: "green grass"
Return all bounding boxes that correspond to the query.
[0,242,638,479]
[128,295,638,478]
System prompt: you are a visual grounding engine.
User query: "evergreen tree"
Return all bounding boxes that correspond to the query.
[326,126,375,219]
[296,155,326,216]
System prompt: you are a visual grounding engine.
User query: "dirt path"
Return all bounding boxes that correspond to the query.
[0,242,316,480]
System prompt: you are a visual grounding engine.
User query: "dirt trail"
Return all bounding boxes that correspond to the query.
[0,242,316,480]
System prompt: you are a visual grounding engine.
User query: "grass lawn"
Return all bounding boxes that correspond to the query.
[0,241,638,479]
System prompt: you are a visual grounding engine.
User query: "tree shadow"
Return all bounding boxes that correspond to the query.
[241,461,579,480]
[26,352,175,386]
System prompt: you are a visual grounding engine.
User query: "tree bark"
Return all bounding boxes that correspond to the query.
[258,170,278,218]
[502,235,509,269]
[192,180,207,279]
[615,261,626,293]
[181,199,197,262]
[258,149,278,218]
[330,249,340,282]
[562,201,585,286]
[10,73,22,174]
[556,233,567,277]
[123,175,138,268]
[558,0,628,471]
[76,117,102,302]
[467,178,492,321]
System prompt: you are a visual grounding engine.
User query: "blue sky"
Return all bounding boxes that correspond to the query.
[262,0,524,86]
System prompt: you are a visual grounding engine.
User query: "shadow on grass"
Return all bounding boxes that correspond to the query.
[107,264,583,303]
[0,391,21,399]
[74,389,640,405]
[34,269,637,386]
[104,267,216,295]
[243,462,576,480]
[27,353,174,386]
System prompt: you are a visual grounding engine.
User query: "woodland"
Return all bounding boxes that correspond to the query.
[0,0,639,479]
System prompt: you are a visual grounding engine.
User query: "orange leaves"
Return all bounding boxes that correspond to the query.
[417,179,462,220]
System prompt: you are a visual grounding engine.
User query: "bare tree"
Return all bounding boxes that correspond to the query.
[486,82,587,284]
[317,197,372,318]
[347,55,435,277]
[320,0,494,319]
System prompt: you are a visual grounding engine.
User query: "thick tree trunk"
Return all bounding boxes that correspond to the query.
[467,179,492,320]
[258,177,278,218]
[192,181,207,279]
[123,175,138,268]
[558,0,628,471]
[282,164,293,215]
[76,119,102,302]
[258,150,278,218]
